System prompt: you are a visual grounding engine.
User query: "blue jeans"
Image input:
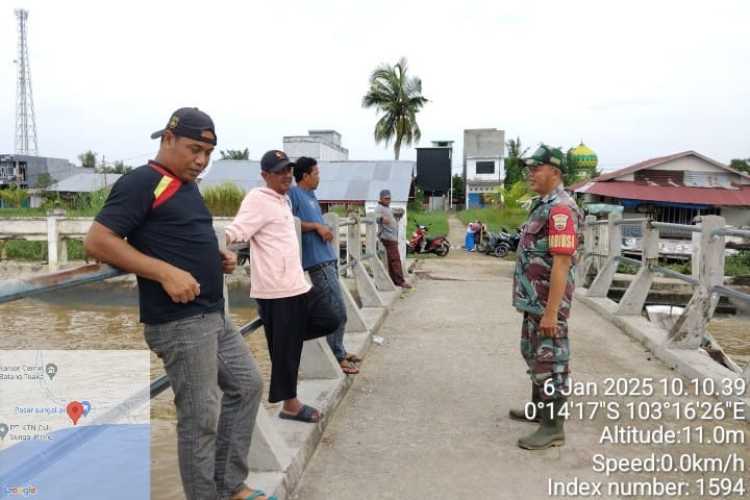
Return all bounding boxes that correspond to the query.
[144,312,263,500]
[308,262,348,361]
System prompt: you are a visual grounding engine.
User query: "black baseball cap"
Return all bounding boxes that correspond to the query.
[261,150,295,172]
[150,107,217,145]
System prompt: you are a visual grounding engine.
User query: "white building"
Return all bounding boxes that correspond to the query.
[463,129,505,208]
[283,130,349,161]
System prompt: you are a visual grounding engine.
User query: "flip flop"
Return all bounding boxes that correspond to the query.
[340,360,360,375]
[279,404,321,423]
[244,490,276,500]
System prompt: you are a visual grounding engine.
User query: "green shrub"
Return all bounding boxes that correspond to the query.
[67,240,86,260]
[5,240,46,260]
[201,183,245,216]
[726,250,750,277]
[617,261,640,274]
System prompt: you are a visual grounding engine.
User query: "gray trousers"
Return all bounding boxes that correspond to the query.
[145,311,263,500]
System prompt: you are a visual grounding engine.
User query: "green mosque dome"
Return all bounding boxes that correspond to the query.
[568,141,598,169]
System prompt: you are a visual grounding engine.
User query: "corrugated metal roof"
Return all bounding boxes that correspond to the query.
[199,160,415,202]
[594,151,749,182]
[46,172,122,192]
[575,181,750,206]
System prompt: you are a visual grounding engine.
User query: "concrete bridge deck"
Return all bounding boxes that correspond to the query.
[292,220,749,500]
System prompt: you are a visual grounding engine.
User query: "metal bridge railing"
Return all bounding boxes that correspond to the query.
[579,213,750,382]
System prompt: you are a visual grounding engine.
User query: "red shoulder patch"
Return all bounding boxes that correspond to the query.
[149,162,182,208]
[548,205,576,255]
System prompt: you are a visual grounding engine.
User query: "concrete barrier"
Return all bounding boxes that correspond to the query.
[0,213,404,499]
[576,214,750,420]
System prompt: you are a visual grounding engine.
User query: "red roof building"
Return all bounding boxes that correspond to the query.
[573,151,750,231]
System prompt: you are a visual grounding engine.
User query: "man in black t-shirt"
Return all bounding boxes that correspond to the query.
[85,108,270,500]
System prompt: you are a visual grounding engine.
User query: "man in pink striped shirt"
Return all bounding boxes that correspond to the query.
[225,150,340,423]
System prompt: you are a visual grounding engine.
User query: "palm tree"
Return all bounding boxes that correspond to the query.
[504,137,529,190]
[0,186,29,208]
[220,148,250,160]
[362,57,428,160]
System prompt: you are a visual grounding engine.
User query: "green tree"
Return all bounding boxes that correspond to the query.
[729,158,750,175]
[504,137,528,190]
[34,173,53,189]
[361,57,428,160]
[451,174,465,205]
[112,161,132,174]
[220,148,250,160]
[0,186,29,208]
[98,161,132,174]
[78,150,97,169]
[504,180,531,210]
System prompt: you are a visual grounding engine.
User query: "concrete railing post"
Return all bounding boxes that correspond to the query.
[60,239,69,265]
[346,213,384,306]
[353,259,386,307]
[616,220,658,315]
[0,241,6,261]
[247,405,293,472]
[46,212,62,271]
[577,215,597,287]
[340,277,369,333]
[691,222,702,280]
[300,338,344,380]
[347,215,361,262]
[323,213,340,266]
[587,212,622,297]
[667,216,726,348]
[364,214,378,257]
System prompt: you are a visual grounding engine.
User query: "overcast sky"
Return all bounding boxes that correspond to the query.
[1,0,749,173]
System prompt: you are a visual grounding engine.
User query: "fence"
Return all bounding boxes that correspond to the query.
[0,212,401,498]
[578,213,750,384]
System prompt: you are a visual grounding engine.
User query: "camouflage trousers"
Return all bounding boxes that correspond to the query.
[520,312,570,401]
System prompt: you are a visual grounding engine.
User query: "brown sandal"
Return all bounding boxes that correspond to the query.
[340,360,360,374]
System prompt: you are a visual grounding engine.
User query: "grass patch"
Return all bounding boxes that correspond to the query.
[726,250,750,277]
[4,240,46,260]
[0,208,47,218]
[456,207,528,233]
[1,239,87,261]
[407,210,449,238]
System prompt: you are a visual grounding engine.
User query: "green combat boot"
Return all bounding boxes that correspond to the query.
[517,398,566,450]
[508,384,541,423]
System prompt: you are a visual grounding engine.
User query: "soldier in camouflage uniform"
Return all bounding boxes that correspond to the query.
[509,144,583,450]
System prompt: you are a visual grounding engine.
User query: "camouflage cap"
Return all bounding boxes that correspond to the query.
[523,144,567,172]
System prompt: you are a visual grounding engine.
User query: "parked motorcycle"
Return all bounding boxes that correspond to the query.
[406,224,451,257]
[492,229,520,258]
[478,227,520,257]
